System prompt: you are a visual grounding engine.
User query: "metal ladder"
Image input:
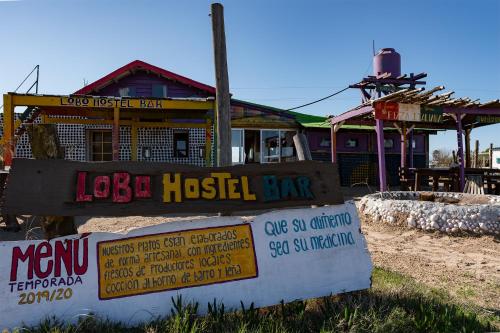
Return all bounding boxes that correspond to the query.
[0,65,40,140]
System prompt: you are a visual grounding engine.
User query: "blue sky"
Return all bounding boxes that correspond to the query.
[1,0,499,153]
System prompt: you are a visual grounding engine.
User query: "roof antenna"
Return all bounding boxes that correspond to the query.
[372,40,376,56]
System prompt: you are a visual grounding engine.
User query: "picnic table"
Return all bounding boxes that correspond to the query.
[403,167,500,194]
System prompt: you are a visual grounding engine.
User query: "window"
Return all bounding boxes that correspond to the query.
[319,138,331,148]
[118,87,137,97]
[384,138,394,149]
[261,130,297,163]
[261,130,280,163]
[89,130,112,161]
[280,131,296,162]
[173,130,189,158]
[231,129,244,165]
[496,158,500,164]
[345,138,358,148]
[231,129,297,164]
[152,84,167,98]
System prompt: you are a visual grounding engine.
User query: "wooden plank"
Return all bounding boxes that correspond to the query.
[131,123,138,161]
[293,133,312,160]
[112,107,120,161]
[43,117,207,128]
[41,108,208,119]
[205,119,212,166]
[3,159,343,216]
[10,93,214,110]
[3,94,14,167]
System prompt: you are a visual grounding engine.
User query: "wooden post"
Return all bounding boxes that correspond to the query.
[293,132,312,161]
[331,125,337,163]
[408,128,414,168]
[375,119,387,192]
[474,139,479,168]
[455,114,465,191]
[211,3,232,167]
[330,121,343,163]
[28,124,77,238]
[131,121,138,161]
[205,119,213,166]
[490,143,494,169]
[112,107,120,161]
[2,94,14,168]
[465,129,471,168]
[400,122,407,169]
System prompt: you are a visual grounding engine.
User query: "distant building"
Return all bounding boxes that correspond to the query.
[491,147,500,169]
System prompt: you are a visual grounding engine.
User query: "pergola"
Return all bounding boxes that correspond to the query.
[330,86,500,192]
[2,93,215,167]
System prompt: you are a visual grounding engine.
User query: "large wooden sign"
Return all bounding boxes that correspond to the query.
[0,204,372,329]
[3,159,343,216]
[373,101,443,123]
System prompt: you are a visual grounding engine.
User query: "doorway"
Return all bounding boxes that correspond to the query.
[244,130,260,163]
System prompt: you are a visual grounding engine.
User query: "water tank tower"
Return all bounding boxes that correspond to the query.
[373,48,401,78]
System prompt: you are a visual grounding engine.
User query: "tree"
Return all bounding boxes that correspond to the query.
[431,149,454,167]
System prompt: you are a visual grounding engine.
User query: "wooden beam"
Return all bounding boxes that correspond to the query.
[42,117,208,128]
[456,114,466,191]
[375,119,387,192]
[3,94,14,167]
[401,122,407,169]
[44,117,113,125]
[130,121,207,128]
[474,139,479,168]
[465,129,471,168]
[211,3,232,167]
[205,119,213,166]
[9,93,214,110]
[41,108,208,119]
[113,107,120,161]
[293,133,312,161]
[131,121,138,161]
[490,143,493,169]
[331,125,337,163]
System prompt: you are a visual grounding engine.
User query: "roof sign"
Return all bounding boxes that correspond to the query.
[373,101,442,123]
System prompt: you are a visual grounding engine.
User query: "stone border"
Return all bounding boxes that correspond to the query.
[358,191,500,235]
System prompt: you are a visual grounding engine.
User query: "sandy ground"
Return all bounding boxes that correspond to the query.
[1,201,499,312]
[361,219,500,312]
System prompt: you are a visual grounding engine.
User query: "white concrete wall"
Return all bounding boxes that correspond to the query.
[492,150,500,169]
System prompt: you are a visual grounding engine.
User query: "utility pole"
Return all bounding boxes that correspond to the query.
[211,3,232,167]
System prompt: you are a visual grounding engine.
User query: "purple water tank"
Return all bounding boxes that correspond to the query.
[373,48,401,77]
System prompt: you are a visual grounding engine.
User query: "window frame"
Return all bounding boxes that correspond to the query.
[173,130,189,158]
[345,138,359,148]
[384,138,394,149]
[152,84,168,98]
[88,129,113,162]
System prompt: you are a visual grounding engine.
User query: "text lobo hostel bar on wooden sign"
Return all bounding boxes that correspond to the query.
[3,159,343,216]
